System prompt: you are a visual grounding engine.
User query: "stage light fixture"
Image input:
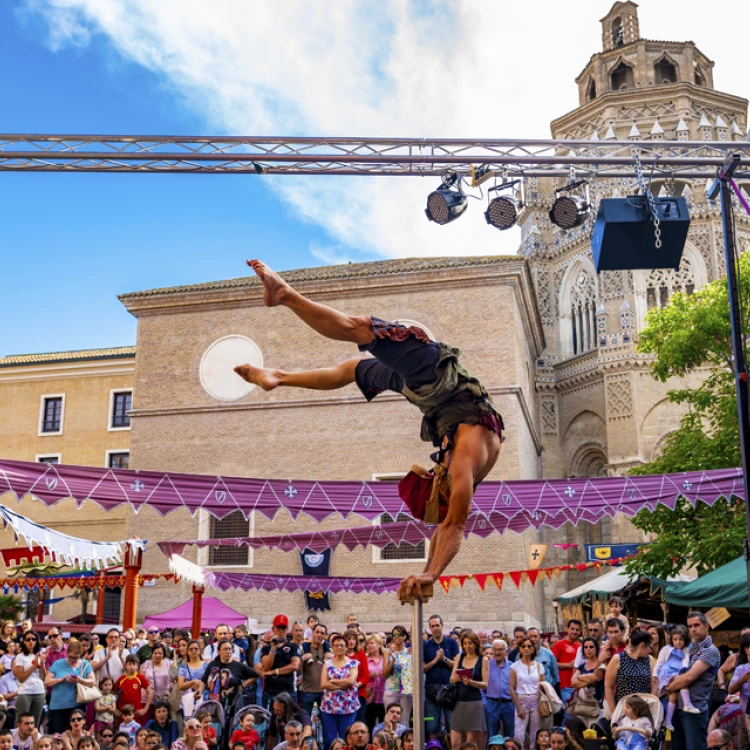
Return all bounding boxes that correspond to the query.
[485,179,523,231]
[549,177,591,230]
[425,173,468,225]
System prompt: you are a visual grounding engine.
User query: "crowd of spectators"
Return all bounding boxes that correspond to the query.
[0,601,744,750]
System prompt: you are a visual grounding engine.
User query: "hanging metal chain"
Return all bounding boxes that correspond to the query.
[633,150,662,248]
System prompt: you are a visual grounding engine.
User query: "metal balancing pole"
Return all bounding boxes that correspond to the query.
[709,153,750,612]
[409,587,429,750]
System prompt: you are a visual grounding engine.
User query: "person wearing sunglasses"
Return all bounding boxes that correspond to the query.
[382,628,412,727]
[44,630,68,672]
[707,729,733,750]
[13,630,46,728]
[45,640,96,734]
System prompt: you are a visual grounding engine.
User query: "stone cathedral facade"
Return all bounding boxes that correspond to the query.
[524,1,749,596]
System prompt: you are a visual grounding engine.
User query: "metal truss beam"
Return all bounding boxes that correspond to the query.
[1,134,749,178]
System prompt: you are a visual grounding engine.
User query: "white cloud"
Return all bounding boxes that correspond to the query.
[23,0,750,263]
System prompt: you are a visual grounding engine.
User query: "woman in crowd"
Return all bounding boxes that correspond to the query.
[570,636,604,720]
[534,728,550,750]
[510,636,545,750]
[268,692,313,749]
[13,628,46,727]
[399,729,414,750]
[728,632,750,738]
[170,717,205,750]
[0,622,17,655]
[140,643,172,722]
[177,640,208,718]
[450,630,488,750]
[61,708,98,750]
[145,700,179,746]
[562,717,586,750]
[647,626,666,656]
[320,633,359,750]
[604,630,654,717]
[549,728,567,750]
[45,640,96,733]
[382,627,413,727]
[344,629,370,724]
[365,634,388,733]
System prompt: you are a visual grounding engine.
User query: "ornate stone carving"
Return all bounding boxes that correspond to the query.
[606,376,634,420]
[645,256,695,310]
[541,396,558,436]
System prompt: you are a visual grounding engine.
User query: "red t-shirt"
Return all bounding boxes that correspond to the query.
[203,726,217,746]
[230,729,260,749]
[114,673,151,711]
[552,638,580,689]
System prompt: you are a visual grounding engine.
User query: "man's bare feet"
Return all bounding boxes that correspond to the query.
[234,364,281,391]
[247,259,292,307]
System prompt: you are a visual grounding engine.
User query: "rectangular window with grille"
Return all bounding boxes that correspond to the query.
[37,455,60,464]
[112,392,132,428]
[42,397,63,433]
[376,512,427,561]
[208,510,251,566]
[103,587,121,621]
[108,452,130,469]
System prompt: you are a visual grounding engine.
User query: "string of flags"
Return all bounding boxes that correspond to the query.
[0,572,178,594]
[437,555,632,593]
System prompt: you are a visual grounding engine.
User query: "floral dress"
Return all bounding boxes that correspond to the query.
[321,658,359,715]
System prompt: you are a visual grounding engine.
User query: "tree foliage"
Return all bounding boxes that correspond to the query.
[0,594,25,623]
[624,255,750,579]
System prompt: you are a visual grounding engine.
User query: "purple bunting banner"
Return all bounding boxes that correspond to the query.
[212,571,401,595]
[0,458,743,527]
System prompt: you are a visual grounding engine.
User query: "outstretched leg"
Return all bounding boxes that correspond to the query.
[248,260,374,345]
[235,358,360,392]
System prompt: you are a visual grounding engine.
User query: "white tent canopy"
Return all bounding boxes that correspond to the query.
[556,568,693,604]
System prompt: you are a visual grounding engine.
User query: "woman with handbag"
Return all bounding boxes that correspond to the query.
[510,637,546,750]
[177,640,209,720]
[46,640,97,734]
[449,630,489,750]
[14,629,46,727]
[383,627,413,726]
[569,638,604,725]
[140,643,173,724]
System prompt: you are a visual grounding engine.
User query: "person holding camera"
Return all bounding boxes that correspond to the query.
[261,616,302,708]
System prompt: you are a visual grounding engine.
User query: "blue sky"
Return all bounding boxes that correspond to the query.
[1,1,747,356]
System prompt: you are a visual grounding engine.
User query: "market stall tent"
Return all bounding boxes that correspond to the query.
[664,556,749,610]
[142,597,251,631]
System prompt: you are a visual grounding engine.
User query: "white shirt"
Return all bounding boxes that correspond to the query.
[0,671,19,707]
[511,659,544,695]
[93,649,126,681]
[11,729,35,750]
[14,653,44,695]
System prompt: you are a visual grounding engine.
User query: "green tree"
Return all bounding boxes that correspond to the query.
[0,593,25,623]
[624,256,749,579]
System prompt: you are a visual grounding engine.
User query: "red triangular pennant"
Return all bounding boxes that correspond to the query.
[474,574,488,591]
[509,571,523,587]
[527,570,539,585]
[439,576,451,593]
[493,572,504,589]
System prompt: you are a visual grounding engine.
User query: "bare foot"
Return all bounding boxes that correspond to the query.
[234,364,280,391]
[247,259,292,307]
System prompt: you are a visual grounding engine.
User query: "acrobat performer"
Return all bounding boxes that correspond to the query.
[235,260,503,601]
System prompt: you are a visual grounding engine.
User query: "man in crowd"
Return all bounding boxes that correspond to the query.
[707,729,733,750]
[44,628,66,671]
[0,659,19,724]
[10,713,37,750]
[204,624,242,662]
[260,615,302,707]
[667,612,721,750]
[372,703,408,737]
[343,723,375,750]
[93,628,127,682]
[299,624,331,717]
[598,618,628,666]
[527,628,560,692]
[136,627,165,663]
[424,614,459,738]
[552,619,582,704]
[291,623,305,649]
[485,639,514,739]
[272,720,305,750]
[508,627,527,663]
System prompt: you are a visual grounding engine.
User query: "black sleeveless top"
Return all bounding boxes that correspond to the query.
[615,651,651,704]
[456,654,484,703]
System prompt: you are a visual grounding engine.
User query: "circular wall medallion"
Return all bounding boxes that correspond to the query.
[199,335,264,401]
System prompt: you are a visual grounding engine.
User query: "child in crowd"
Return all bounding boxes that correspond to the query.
[230,743,246,750]
[0,643,17,673]
[135,728,149,750]
[196,711,217,749]
[118,705,141,746]
[78,738,97,750]
[607,597,630,637]
[230,713,259,750]
[534,729,551,750]
[95,676,118,738]
[36,737,55,750]
[658,626,699,730]
[115,656,152,715]
[612,695,653,750]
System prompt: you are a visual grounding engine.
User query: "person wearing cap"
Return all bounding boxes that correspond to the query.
[203,625,242,662]
[261,616,302,708]
[425,741,443,750]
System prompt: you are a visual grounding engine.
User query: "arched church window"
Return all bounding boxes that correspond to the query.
[611,17,624,47]
[694,66,706,87]
[645,257,696,310]
[610,62,634,91]
[654,56,677,84]
[587,78,597,101]
[570,271,597,356]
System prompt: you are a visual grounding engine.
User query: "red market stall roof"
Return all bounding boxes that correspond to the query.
[142,596,248,630]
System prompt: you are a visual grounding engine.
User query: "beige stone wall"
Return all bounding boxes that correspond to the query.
[122,259,552,630]
[0,356,134,622]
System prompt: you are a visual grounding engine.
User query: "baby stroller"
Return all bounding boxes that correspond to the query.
[194,699,226,744]
[595,694,665,750]
[232,703,272,738]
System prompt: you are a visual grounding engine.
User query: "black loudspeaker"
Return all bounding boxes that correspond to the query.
[591,196,690,272]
